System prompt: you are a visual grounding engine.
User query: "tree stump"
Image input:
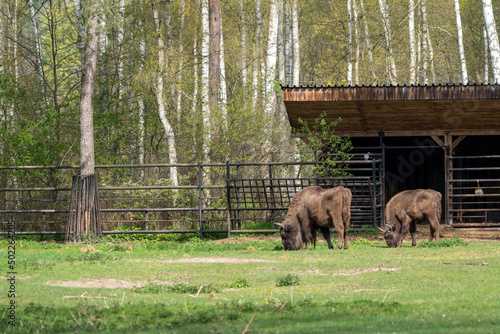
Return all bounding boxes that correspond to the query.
[66,174,102,243]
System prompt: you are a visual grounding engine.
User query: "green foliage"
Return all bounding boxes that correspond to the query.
[293,112,353,178]
[349,238,374,246]
[228,278,250,289]
[417,237,469,248]
[167,283,221,294]
[276,274,301,287]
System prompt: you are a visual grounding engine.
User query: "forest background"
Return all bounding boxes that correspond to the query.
[1,0,500,187]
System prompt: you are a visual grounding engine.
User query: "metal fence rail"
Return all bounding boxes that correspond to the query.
[0,158,383,236]
[449,155,500,223]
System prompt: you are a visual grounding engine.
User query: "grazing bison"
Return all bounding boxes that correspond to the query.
[379,189,442,248]
[279,186,352,250]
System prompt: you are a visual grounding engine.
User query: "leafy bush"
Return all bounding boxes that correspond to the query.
[229,278,250,289]
[349,238,373,246]
[276,274,300,287]
[417,237,468,248]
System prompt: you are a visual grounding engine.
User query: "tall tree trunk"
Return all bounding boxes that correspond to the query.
[117,0,125,99]
[209,0,221,119]
[347,0,353,85]
[220,19,227,129]
[353,0,359,85]
[378,0,397,84]
[421,0,435,84]
[265,0,278,118]
[137,36,146,178]
[484,25,490,82]
[292,0,300,86]
[176,0,186,126]
[29,0,44,82]
[153,3,178,186]
[201,0,210,161]
[359,0,376,84]
[240,0,247,86]
[454,0,468,84]
[277,0,285,83]
[483,0,500,83]
[252,0,262,108]
[409,0,416,84]
[284,0,292,84]
[192,36,199,158]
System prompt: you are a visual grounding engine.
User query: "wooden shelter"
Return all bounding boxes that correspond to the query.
[282,83,500,225]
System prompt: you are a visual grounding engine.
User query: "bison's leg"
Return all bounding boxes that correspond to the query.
[319,226,334,249]
[397,215,412,248]
[409,221,417,247]
[428,214,440,242]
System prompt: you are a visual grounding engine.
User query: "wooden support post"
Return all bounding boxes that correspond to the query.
[431,134,466,225]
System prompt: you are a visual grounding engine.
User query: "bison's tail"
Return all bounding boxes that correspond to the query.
[436,193,443,222]
[341,187,352,227]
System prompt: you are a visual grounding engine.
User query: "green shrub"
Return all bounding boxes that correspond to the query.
[276,274,300,287]
[417,237,468,248]
[229,278,250,289]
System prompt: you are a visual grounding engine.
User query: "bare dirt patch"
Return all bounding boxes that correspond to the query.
[142,257,276,264]
[44,279,174,289]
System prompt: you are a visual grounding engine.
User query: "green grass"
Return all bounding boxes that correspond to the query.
[1,236,499,333]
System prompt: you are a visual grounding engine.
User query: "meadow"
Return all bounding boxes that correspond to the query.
[1,234,500,333]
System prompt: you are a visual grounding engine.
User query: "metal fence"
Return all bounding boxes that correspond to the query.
[448,155,500,223]
[0,157,383,236]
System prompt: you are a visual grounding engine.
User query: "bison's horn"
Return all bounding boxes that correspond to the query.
[377,226,386,232]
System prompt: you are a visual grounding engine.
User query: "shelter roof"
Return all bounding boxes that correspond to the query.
[282,83,500,137]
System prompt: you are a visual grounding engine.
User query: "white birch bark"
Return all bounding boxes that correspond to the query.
[347,0,353,85]
[138,38,146,178]
[176,0,186,125]
[29,0,43,81]
[421,4,429,84]
[117,0,125,99]
[378,0,397,84]
[483,0,500,83]
[484,25,490,82]
[265,0,279,118]
[240,0,247,86]
[252,0,262,108]
[409,0,416,84]
[73,0,85,50]
[292,0,300,86]
[153,5,178,186]
[201,0,211,162]
[192,37,199,157]
[99,11,107,53]
[277,0,285,83]
[421,0,435,83]
[353,0,359,85]
[284,0,292,84]
[220,17,227,129]
[359,0,376,84]
[454,0,468,84]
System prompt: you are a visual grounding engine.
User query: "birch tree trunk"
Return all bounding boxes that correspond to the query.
[483,0,500,83]
[454,0,468,84]
[240,0,247,86]
[284,0,292,84]
[277,0,285,83]
[153,3,178,186]
[209,0,221,120]
[201,0,211,162]
[29,0,44,82]
[265,0,279,118]
[484,25,490,82]
[192,36,199,157]
[408,0,416,84]
[292,0,300,86]
[378,0,397,84]
[137,37,146,178]
[117,0,125,99]
[252,0,262,108]
[220,17,227,130]
[421,0,435,83]
[347,0,353,85]
[353,0,359,85]
[176,0,186,125]
[359,0,376,84]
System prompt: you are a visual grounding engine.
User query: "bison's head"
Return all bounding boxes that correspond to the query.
[279,221,303,250]
[378,225,399,248]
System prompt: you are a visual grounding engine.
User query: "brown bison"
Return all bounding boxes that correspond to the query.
[379,189,442,248]
[279,186,352,250]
